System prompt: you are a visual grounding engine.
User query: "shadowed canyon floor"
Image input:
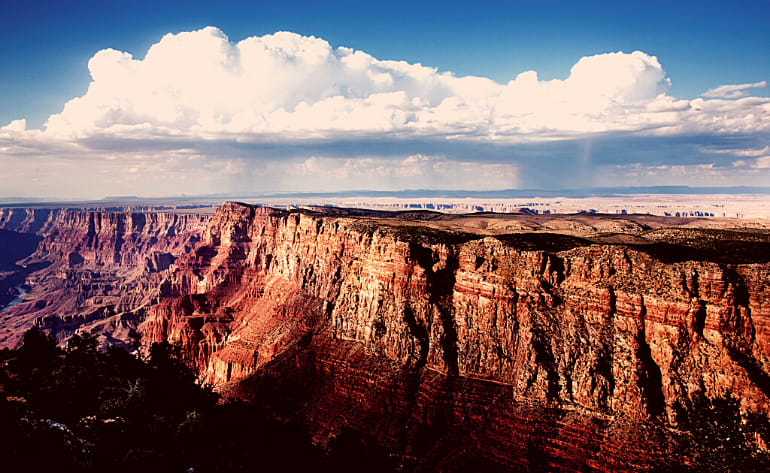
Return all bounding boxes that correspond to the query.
[1,203,770,471]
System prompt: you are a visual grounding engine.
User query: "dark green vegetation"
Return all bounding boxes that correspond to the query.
[628,228,770,264]
[1,327,768,472]
[655,395,770,472]
[0,328,395,473]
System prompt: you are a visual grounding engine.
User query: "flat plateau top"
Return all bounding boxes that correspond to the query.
[304,205,770,236]
[292,206,770,264]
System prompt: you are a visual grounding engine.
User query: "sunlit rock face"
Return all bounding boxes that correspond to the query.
[0,207,208,348]
[141,201,770,471]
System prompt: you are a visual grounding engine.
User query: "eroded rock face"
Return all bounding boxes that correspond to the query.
[0,207,61,234]
[142,202,770,470]
[0,208,208,348]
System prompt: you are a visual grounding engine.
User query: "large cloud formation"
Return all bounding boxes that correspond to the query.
[41,27,769,140]
[1,27,769,198]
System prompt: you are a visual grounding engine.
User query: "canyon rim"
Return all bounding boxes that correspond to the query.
[2,2,770,470]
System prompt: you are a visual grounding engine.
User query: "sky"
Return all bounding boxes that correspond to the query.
[0,0,769,199]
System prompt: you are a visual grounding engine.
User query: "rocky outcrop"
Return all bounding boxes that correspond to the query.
[0,208,208,348]
[142,202,770,470]
[3,202,767,469]
[0,207,61,234]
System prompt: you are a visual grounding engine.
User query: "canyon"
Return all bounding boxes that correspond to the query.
[0,207,207,348]
[2,202,770,471]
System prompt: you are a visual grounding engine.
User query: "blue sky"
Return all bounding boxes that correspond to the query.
[0,0,768,198]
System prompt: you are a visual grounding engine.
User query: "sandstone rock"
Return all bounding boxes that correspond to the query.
[0,209,208,347]
[141,202,770,470]
[5,202,768,469]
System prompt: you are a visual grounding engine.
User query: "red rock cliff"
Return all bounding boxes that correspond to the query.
[142,202,770,470]
[0,208,208,348]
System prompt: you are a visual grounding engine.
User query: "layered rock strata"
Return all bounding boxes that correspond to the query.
[143,202,770,470]
[0,208,208,347]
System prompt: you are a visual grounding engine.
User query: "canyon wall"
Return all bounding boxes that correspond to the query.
[3,202,767,469]
[0,207,62,234]
[142,202,770,470]
[0,207,208,348]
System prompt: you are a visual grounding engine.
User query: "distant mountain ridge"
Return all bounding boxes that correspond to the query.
[2,186,770,207]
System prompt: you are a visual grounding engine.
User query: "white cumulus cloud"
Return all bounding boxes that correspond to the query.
[33,26,769,142]
[1,26,769,198]
[1,119,26,132]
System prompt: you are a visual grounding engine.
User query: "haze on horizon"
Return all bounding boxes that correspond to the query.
[0,1,768,200]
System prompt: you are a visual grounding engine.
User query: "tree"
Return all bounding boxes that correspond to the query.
[67,331,99,355]
[16,326,59,371]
